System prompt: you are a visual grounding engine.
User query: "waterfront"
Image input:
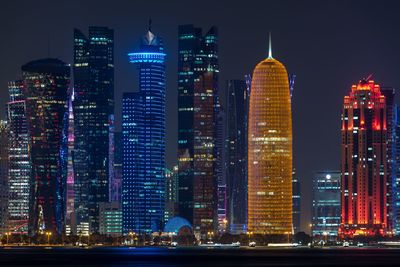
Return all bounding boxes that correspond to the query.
[1,247,400,266]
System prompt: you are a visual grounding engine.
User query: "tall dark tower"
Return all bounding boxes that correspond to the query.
[122,24,166,234]
[381,87,395,232]
[0,121,9,234]
[73,27,114,234]
[339,78,389,237]
[225,79,249,234]
[177,24,219,238]
[394,106,400,235]
[22,58,70,235]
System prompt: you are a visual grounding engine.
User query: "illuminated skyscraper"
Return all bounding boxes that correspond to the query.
[193,71,219,236]
[65,89,75,235]
[292,170,301,234]
[226,79,249,234]
[340,78,388,237]
[111,132,122,203]
[122,24,166,234]
[381,87,395,232]
[99,202,122,237]
[6,80,31,233]
[165,165,179,223]
[216,108,227,232]
[393,106,400,235]
[312,171,341,241]
[0,121,9,234]
[73,27,114,233]
[248,38,293,234]
[22,58,70,235]
[177,25,219,237]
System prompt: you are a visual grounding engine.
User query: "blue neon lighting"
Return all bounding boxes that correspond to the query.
[128,52,166,63]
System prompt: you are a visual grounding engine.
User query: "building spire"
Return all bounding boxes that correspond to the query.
[268,31,272,59]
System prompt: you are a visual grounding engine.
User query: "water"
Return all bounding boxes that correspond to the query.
[0,246,399,266]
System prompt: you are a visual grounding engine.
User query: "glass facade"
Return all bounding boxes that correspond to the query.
[111,132,122,203]
[6,80,31,233]
[392,106,400,235]
[165,166,179,223]
[381,87,395,233]
[216,108,226,233]
[0,121,9,234]
[22,58,70,235]
[193,72,218,236]
[340,79,388,237]
[65,89,75,235]
[312,171,341,241]
[292,170,301,234]
[73,27,114,233]
[99,202,122,237]
[177,25,220,237]
[248,55,292,234]
[122,27,166,234]
[225,79,249,234]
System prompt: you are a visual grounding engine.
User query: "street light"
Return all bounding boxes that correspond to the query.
[247,231,253,243]
[129,232,136,245]
[223,219,228,232]
[5,232,10,245]
[46,232,52,245]
[207,231,214,242]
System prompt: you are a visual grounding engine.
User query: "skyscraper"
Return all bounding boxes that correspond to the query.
[247,38,293,235]
[225,79,249,234]
[312,171,341,242]
[22,58,70,235]
[393,106,400,235]
[381,87,395,232]
[122,24,166,234]
[165,165,179,223]
[111,131,122,203]
[6,80,31,233]
[216,108,227,232]
[0,120,9,234]
[177,24,219,237]
[65,89,75,235]
[340,78,388,237]
[73,27,114,233]
[292,170,301,234]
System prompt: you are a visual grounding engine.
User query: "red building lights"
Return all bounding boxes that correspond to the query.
[339,78,389,238]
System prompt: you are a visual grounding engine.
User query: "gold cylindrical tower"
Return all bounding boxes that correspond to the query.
[248,53,292,234]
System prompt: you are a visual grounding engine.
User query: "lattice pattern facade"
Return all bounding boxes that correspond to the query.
[248,58,292,234]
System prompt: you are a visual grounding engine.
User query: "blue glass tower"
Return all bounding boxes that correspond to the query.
[122,24,166,234]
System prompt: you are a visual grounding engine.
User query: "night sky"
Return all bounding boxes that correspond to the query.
[1,0,400,233]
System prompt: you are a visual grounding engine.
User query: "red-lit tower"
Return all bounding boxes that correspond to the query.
[340,78,389,237]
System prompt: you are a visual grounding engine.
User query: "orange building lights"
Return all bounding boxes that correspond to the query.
[247,40,292,235]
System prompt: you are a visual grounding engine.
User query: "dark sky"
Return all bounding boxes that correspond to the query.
[2,0,400,233]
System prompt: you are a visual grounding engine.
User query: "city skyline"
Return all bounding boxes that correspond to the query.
[2,0,400,233]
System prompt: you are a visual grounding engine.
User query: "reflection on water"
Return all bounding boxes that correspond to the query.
[1,247,400,267]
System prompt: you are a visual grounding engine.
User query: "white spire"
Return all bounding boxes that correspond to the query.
[268,32,273,59]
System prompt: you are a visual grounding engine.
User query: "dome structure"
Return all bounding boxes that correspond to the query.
[164,217,192,234]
